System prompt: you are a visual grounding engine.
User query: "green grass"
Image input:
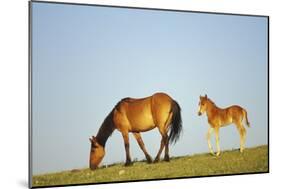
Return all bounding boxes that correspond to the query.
[32,145,268,187]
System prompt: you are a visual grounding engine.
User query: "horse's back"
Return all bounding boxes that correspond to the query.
[113,94,155,132]
[152,92,173,102]
[151,93,174,127]
[113,93,174,132]
[119,93,172,108]
[151,92,173,111]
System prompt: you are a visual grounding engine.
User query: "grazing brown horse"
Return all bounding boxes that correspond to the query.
[198,95,250,156]
[89,92,182,170]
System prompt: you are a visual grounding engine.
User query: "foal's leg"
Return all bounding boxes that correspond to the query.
[206,127,215,155]
[214,127,221,156]
[241,126,246,152]
[236,123,246,153]
[121,131,132,166]
[133,132,152,163]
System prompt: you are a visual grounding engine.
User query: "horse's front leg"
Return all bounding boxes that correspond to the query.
[133,132,153,163]
[121,131,132,166]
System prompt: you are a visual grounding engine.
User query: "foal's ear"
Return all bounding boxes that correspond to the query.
[89,138,93,143]
[205,94,208,98]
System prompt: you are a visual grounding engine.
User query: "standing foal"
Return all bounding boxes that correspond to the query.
[198,95,250,156]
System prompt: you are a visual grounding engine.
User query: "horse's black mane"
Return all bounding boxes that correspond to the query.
[95,108,116,147]
[95,98,128,146]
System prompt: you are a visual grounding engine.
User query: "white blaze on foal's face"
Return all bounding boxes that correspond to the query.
[198,95,208,116]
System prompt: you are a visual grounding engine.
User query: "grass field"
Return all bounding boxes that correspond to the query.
[32,145,268,187]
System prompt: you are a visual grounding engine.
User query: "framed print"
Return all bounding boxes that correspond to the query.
[29,1,269,188]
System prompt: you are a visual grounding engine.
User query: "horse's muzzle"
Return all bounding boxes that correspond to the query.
[90,164,97,171]
[198,112,202,116]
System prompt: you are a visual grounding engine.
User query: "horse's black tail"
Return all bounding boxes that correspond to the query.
[168,100,183,144]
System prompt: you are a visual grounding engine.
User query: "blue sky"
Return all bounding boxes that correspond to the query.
[32,2,268,174]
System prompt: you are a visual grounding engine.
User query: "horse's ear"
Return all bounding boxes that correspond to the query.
[89,138,92,143]
[92,136,98,144]
[205,94,207,98]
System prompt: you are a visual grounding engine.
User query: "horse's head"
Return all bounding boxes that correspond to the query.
[89,136,105,170]
[198,94,208,116]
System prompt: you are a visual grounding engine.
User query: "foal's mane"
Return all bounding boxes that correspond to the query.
[206,98,218,108]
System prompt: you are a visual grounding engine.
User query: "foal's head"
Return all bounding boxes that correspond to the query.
[198,94,208,116]
[89,136,105,170]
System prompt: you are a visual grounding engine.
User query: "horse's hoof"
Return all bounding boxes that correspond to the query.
[153,158,160,163]
[216,152,220,156]
[147,158,153,163]
[125,162,133,166]
[164,155,170,162]
[146,155,153,163]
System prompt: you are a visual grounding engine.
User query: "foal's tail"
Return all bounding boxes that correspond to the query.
[169,100,183,144]
[243,109,250,127]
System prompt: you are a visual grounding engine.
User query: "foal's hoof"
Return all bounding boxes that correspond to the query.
[216,152,221,156]
[209,152,215,156]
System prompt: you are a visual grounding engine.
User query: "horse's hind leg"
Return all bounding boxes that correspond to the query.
[133,132,153,163]
[121,131,132,166]
[154,131,168,163]
[153,105,172,163]
[164,136,170,162]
